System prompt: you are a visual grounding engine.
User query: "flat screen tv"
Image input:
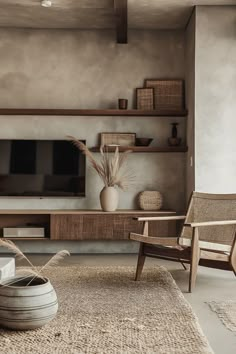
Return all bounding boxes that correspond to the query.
[0,139,86,197]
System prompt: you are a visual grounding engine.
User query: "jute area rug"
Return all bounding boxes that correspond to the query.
[208,301,236,333]
[0,266,213,354]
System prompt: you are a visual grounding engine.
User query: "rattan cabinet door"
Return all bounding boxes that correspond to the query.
[122,215,176,238]
[50,213,177,240]
[51,214,114,240]
[112,214,148,239]
[112,214,176,239]
[50,214,83,240]
[113,215,131,239]
[82,215,113,240]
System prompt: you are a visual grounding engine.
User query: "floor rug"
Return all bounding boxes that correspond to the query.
[208,301,236,333]
[0,266,213,354]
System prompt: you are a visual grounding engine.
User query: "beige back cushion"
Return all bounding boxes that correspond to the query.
[181,192,236,246]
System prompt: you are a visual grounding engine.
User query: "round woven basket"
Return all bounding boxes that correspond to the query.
[138,191,163,210]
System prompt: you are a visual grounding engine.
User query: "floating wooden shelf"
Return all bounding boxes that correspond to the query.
[0,108,188,117]
[0,237,49,241]
[90,146,188,153]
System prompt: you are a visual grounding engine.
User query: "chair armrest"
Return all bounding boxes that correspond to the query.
[134,215,186,222]
[184,220,236,228]
[130,233,179,246]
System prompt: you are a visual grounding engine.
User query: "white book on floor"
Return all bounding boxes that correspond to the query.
[3,227,45,238]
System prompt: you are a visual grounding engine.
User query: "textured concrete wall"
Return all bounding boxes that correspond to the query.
[185,9,196,202]
[0,29,186,253]
[0,29,186,212]
[195,6,236,193]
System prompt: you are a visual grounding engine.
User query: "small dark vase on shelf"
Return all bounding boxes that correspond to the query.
[168,122,181,146]
[118,99,128,110]
[172,123,178,138]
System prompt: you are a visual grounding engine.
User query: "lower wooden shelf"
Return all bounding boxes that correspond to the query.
[1,237,49,241]
[90,146,188,153]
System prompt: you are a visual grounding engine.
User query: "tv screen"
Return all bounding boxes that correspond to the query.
[0,140,86,197]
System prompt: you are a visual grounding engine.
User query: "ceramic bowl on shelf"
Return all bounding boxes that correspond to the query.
[135,138,153,146]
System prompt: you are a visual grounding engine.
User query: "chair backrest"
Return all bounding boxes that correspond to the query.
[181,192,236,246]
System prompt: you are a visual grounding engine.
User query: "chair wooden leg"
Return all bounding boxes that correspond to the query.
[135,243,146,281]
[231,256,236,277]
[134,221,149,281]
[180,261,187,270]
[189,227,200,293]
[230,237,236,277]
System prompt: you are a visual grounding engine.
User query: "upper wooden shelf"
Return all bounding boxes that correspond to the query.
[0,109,188,117]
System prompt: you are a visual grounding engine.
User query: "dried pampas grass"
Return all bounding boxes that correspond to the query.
[39,250,70,273]
[0,239,35,269]
[68,136,135,190]
[0,240,70,287]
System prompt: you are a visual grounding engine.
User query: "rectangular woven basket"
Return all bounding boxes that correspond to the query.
[100,132,136,146]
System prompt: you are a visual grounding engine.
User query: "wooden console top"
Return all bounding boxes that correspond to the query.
[0,209,175,215]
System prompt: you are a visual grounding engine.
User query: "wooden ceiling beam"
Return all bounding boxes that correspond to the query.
[114,0,128,44]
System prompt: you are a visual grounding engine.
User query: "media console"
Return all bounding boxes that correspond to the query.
[0,210,177,241]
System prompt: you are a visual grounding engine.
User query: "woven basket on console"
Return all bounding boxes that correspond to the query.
[138,191,163,210]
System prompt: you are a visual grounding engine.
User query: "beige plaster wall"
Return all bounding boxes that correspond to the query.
[0,29,186,212]
[195,6,236,193]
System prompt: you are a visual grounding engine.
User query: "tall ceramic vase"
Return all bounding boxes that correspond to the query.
[100,186,119,212]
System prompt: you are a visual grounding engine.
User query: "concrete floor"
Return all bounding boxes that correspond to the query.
[24,254,236,354]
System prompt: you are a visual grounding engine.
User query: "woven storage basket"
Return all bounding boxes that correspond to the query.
[138,191,163,210]
[100,133,136,147]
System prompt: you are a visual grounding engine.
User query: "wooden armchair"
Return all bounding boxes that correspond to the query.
[130,192,236,292]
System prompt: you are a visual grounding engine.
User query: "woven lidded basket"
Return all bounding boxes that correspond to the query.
[138,191,163,210]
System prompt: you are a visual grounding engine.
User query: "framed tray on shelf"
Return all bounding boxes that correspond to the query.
[136,88,154,110]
